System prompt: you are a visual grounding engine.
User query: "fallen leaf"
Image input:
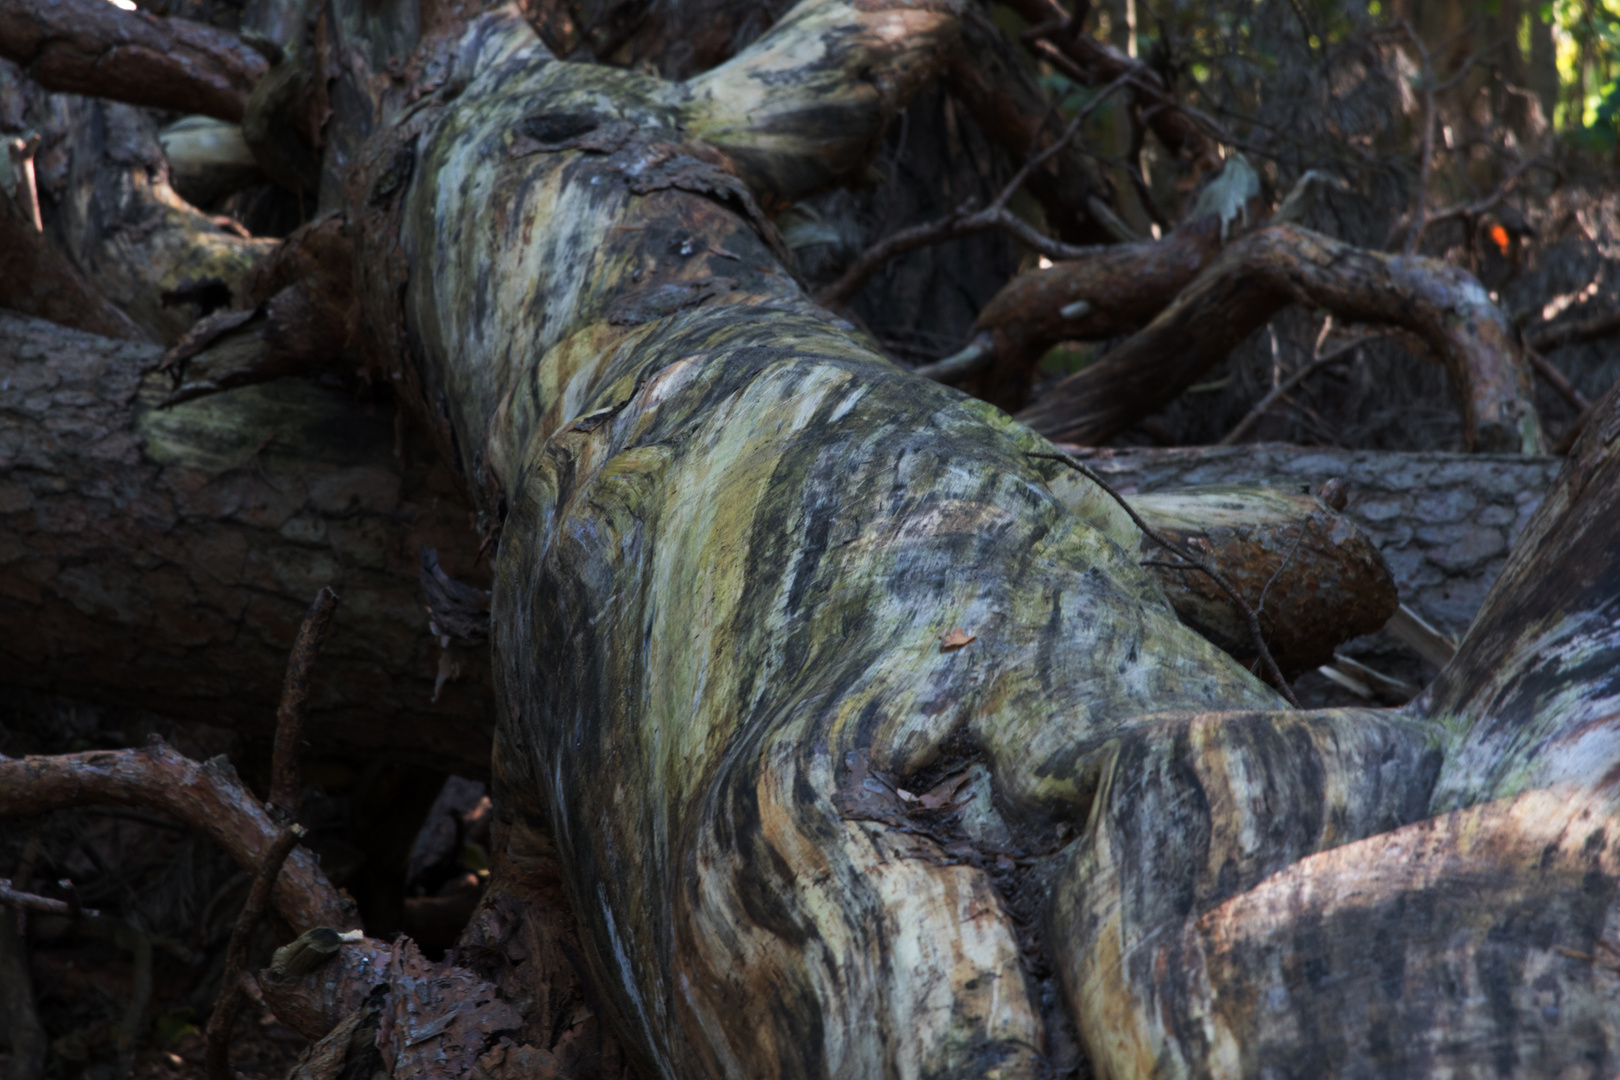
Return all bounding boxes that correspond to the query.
[940,629,976,651]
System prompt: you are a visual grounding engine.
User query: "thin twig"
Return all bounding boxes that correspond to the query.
[816,72,1132,309]
[1026,450,1300,706]
[1526,308,1620,354]
[1255,528,1307,622]
[1401,20,1436,256]
[1521,345,1592,413]
[269,588,340,823]
[0,878,100,918]
[203,823,305,1080]
[1219,335,1379,445]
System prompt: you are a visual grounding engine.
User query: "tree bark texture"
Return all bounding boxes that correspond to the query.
[1,300,1554,780]
[340,8,1620,1077]
[2,0,1617,1074]
[1016,223,1543,455]
[0,311,493,775]
[1060,380,1620,1078]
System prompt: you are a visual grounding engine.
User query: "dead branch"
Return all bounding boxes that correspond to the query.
[814,71,1130,308]
[1002,0,1223,172]
[269,589,340,821]
[942,12,1112,245]
[0,878,99,918]
[1218,333,1382,445]
[0,739,356,933]
[205,823,305,1080]
[0,0,268,122]
[1401,20,1437,256]
[1525,308,1620,353]
[1028,450,1300,704]
[964,214,1225,408]
[1017,223,1542,453]
[1521,345,1592,414]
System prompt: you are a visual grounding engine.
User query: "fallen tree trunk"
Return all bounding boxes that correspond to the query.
[0,311,493,775]
[1061,379,1620,1077]
[4,0,1618,1075]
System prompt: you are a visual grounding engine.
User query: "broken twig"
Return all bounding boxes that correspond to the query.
[204,823,305,1080]
[816,71,1132,308]
[0,878,100,918]
[269,588,340,822]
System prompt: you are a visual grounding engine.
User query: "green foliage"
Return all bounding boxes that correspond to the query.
[1548,0,1620,140]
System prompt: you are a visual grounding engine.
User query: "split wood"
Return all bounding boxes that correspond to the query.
[1026,450,1300,706]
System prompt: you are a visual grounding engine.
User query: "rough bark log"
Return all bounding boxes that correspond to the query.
[1017,223,1543,454]
[1070,444,1564,701]
[1124,486,1396,677]
[0,0,268,122]
[0,311,492,775]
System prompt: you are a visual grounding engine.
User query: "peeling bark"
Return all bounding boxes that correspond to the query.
[1017,223,1543,454]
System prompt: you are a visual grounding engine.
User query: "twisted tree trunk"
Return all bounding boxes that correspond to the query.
[2,0,1618,1077]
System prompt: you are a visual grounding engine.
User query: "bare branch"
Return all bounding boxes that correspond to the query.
[1400,20,1435,256]
[815,72,1130,308]
[1219,334,1383,445]
[0,878,99,918]
[269,589,341,822]
[0,0,268,121]
[1521,345,1592,414]
[205,824,306,1080]
[1017,223,1541,454]
[0,740,355,933]
[1525,309,1620,353]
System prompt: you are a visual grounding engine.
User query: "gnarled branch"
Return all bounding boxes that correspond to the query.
[1017,223,1542,453]
[0,0,267,121]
